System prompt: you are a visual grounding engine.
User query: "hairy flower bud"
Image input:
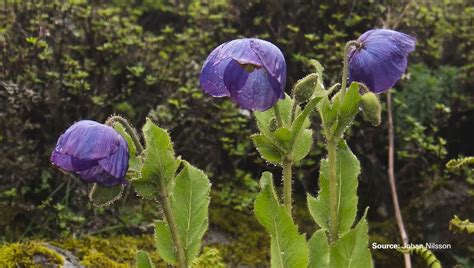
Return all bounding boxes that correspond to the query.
[360,92,381,126]
[293,73,318,103]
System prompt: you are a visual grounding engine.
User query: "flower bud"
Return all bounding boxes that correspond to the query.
[269,117,278,132]
[293,73,318,103]
[360,92,381,126]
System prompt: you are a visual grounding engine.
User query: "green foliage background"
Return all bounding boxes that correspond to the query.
[0,0,473,266]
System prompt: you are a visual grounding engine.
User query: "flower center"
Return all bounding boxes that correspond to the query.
[239,63,260,73]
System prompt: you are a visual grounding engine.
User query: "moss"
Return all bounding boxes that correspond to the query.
[0,241,64,267]
[52,234,167,267]
[209,205,270,266]
[192,246,226,268]
[81,251,128,267]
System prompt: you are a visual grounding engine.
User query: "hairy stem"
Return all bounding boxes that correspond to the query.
[340,40,359,99]
[273,101,284,126]
[159,187,187,268]
[387,92,411,268]
[282,158,293,215]
[327,139,339,242]
[105,115,144,154]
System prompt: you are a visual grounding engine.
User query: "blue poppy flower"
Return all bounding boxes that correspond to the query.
[51,120,129,186]
[200,38,287,111]
[348,29,416,93]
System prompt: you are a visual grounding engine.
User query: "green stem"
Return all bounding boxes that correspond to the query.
[273,102,284,127]
[105,115,144,154]
[340,40,359,100]
[159,187,187,268]
[290,99,298,123]
[282,158,293,215]
[327,139,339,242]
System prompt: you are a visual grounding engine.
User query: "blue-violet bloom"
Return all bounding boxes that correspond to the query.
[51,120,129,186]
[200,38,286,111]
[348,29,416,93]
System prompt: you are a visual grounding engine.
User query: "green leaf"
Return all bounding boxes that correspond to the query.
[292,129,313,162]
[255,94,294,138]
[131,180,158,199]
[308,229,329,268]
[171,162,211,266]
[141,119,180,187]
[274,127,292,146]
[307,141,360,235]
[136,250,155,268]
[88,183,124,207]
[290,94,324,149]
[329,212,372,268]
[252,134,282,164]
[154,220,177,265]
[317,96,337,138]
[338,82,361,124]
[255,172,309,268]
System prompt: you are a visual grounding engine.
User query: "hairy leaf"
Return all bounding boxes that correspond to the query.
[154,220,176,265]
[292,129,313,162]
[136,250,155,268]
[141,119,180,187]
[88,183,124,207]
[252,134,282,164]
[308,229,329,268]
[329,212,372,268]
[255,172,309,268]
[171,161,211,266]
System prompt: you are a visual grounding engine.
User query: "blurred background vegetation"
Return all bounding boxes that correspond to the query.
[0,0,473,266]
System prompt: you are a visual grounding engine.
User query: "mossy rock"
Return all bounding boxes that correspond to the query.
[209,205,270,266]
[0,241,64,267]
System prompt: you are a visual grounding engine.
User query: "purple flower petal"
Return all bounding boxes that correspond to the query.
[224,60,281,111]
[50,151,97,171]
[98,137,129,180]
[200,38,286,110]
[54,120,120,160]
[51,120,129,186]
[348,29,416,93]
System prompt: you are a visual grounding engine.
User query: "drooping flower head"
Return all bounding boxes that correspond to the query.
[51,120,129,186]
[348,29,416,94]
[200,38,287,111]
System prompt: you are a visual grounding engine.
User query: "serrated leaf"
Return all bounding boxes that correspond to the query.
[88,183,124,207]
[171,162,211,266]
[292,129,313,162]
[136,250,155,268]
[141,119,180,187]
[307,141,360,235]
[255,172,309,268]
[329,212,372,268]
[252,134,282,164]
[132,180,158,199]
[154,220,177,265]
[114,122,142,179]
[308,229,329,268]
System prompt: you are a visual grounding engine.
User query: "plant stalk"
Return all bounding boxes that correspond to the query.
[105,115,144,153]
[340,40,359,99]
[327,139,339,242]
[387,91,411,268]
[282,158,293,215]
[159,188,187,268]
